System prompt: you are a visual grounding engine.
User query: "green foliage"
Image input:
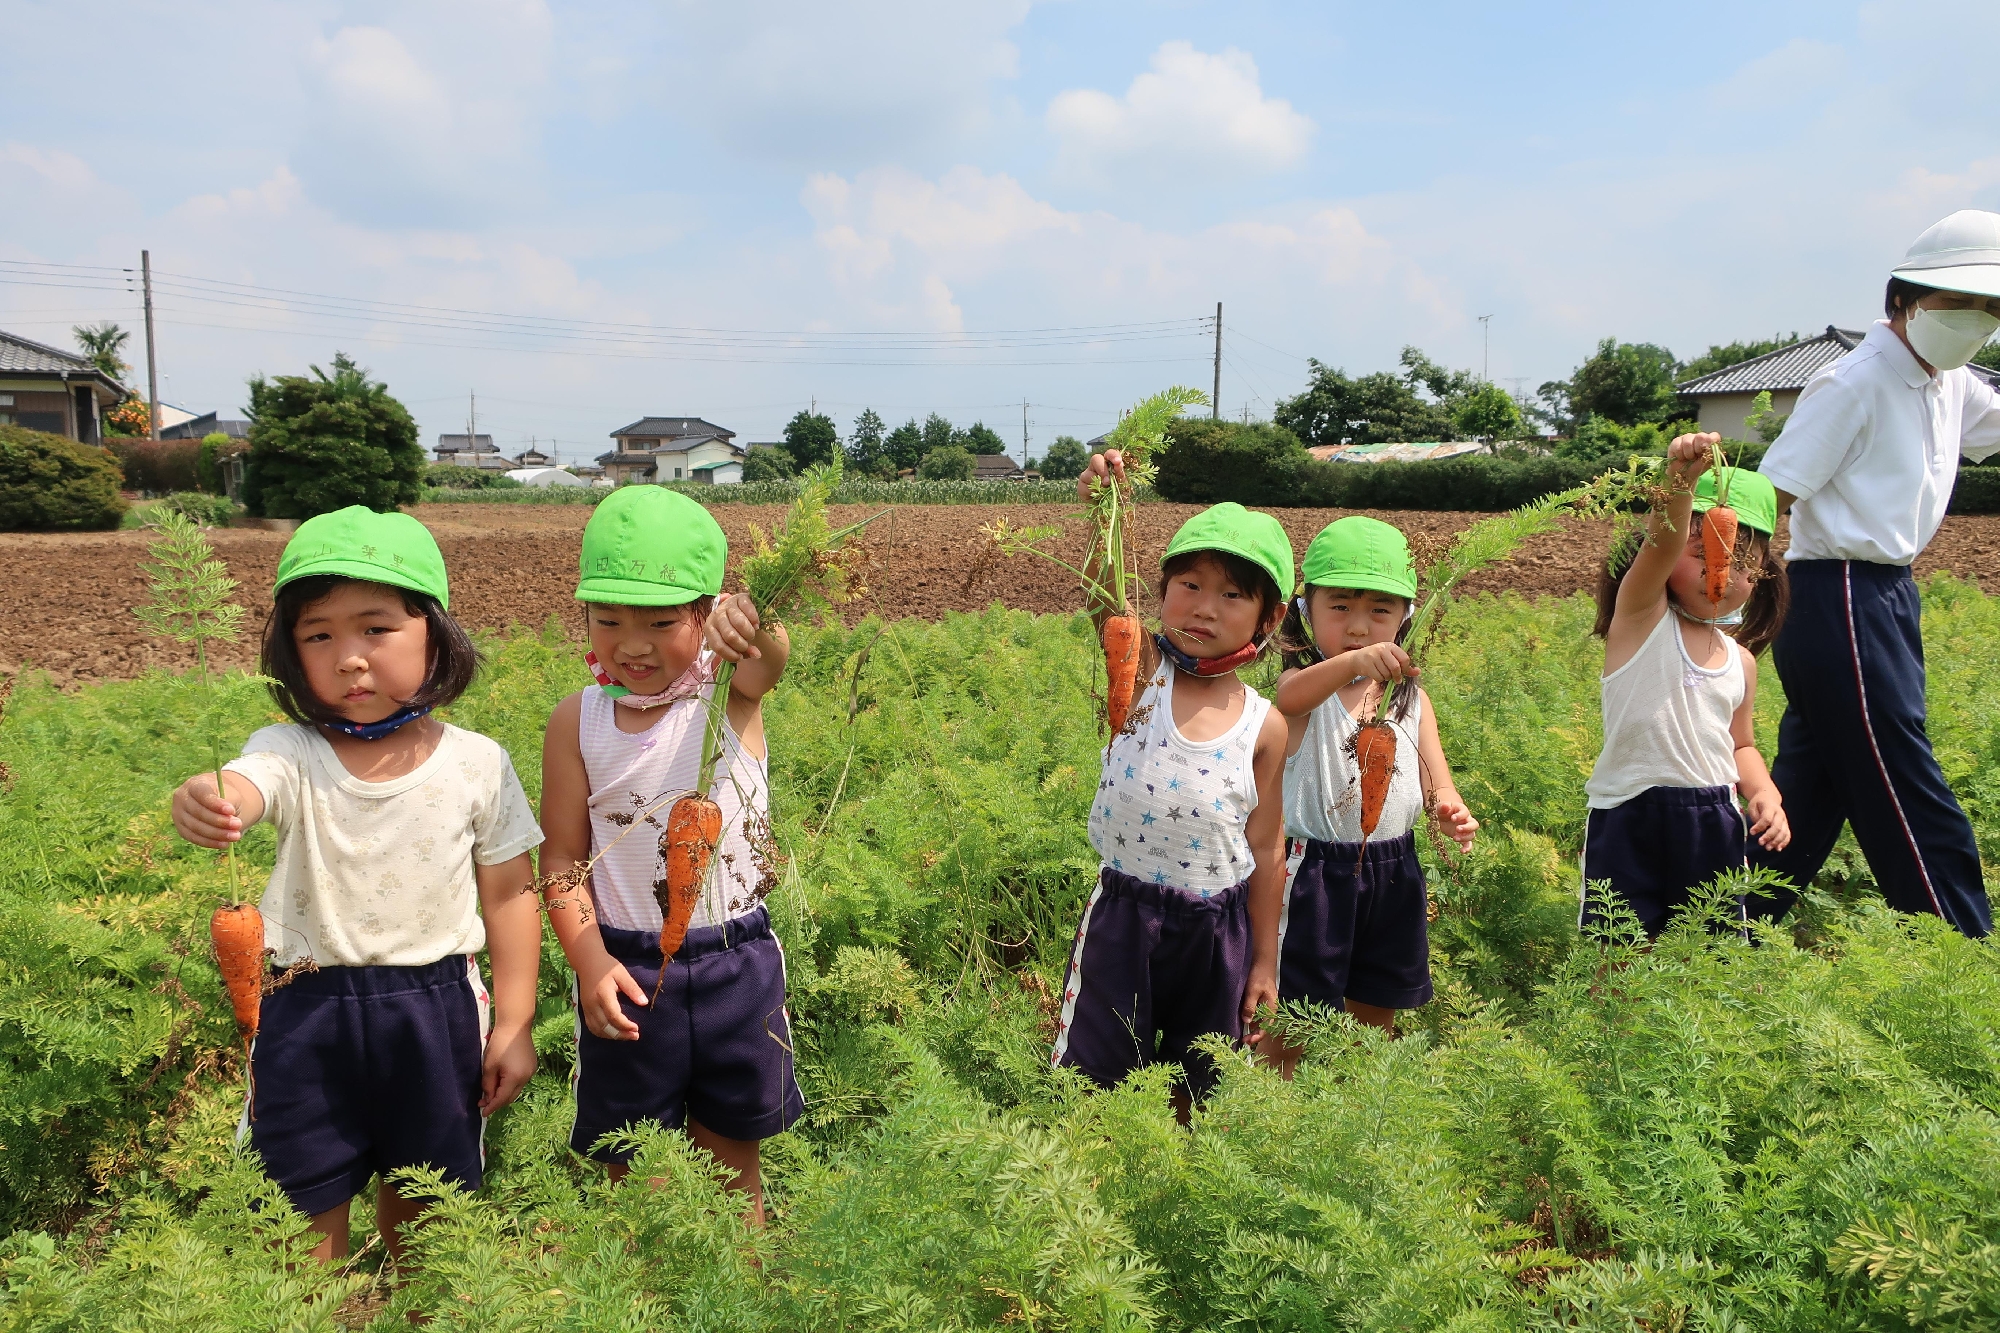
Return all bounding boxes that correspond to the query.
[0,424,127,531]
[1744,389,1790,444]
[104,438,202,494]
[147,492,236,529]
[1037,434,1088,480]
[1275,355,1458,447]
[70,322,131,382]
[1153,417,1311,504]
[783,411,841,471]
[418,476,1104,506]
[883,418,925,472]
[742,443,799,482]
[424,462,521,490]
[917,444,976,481]
[240,352,423,519]
[12,585,2000,1325]
[1555,416,1702,462]
[1679,333,1802,382]
[1452,382,1526,441]
[962,422,1008,455]
[1565,338,1683,426]
[1974,340,2000,372]
[845,407,890,477]
[1952,466,2000,514]
[193,432,238,495]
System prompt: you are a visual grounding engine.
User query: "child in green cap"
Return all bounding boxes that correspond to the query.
[1269,515,1477,1063]
[1584,433,1791,938]
[169,506,544,1268]
[538,486,802,1225]
[1051,451,1292,1117]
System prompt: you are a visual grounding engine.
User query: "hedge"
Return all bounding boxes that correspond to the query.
[0,424,127,530]
[1951,462,2000,514]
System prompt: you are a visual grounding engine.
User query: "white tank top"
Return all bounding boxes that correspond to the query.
[1585,612,1744,809]
[1087,664,1269,897]
[1283,688,1425,843]
[578,664,772,933]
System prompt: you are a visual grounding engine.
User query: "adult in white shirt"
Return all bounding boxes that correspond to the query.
[1752,210,2000,937]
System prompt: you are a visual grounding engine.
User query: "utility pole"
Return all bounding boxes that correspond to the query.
[467,390,478,454]
[141,250,160,441]
[1021,397,1030,465]
[1477,314,1493,382]
[1211,301,1222,420]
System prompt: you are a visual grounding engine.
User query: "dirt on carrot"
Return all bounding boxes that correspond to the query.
[657,794,723,975]
[1102,614,1140,735]
[1352,721,1398,838]
[1702,507,1739,604]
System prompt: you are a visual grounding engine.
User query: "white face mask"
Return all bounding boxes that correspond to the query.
[1905,305,2000,372]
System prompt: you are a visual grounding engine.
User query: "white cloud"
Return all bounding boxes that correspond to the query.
[1046,42,1314,184]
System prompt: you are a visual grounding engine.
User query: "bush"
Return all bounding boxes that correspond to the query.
[240,353,423,519]
[1953,465,2000,514]
[918,444,977,481]
[104,439,200,493]
[742,444,797,482]
[1038,435,1088,480]
[1153,419,1312,505]
[148,492,236,528]
[0,425,127,531]
[193,433,241,495]
[424,463,520,490]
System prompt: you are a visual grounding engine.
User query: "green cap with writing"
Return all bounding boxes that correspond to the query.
[575,486,727,606]
[274,506,450,607]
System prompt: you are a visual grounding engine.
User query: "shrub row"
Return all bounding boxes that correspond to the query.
[420,477,1102,507]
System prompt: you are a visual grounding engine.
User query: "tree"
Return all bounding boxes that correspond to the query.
[239,352,424,519]
[884,419,926,473]
[1398,346,1478,406]
[1567,339,1681,426]
[195,432,242,495]
[1451,383,1524,441]
[782,410,839,470]
[742,444,797,481]
[1274,358,1454,448]
[1038,435,1088,480]
[1680,334,1802,382]
[962,422,1008,455]
[846,408,888,474]
[72,322,131,381]
[1154,419,1310,505]
[1974,341,2000,373]
[920,413,958,459]
[917,444,976,481]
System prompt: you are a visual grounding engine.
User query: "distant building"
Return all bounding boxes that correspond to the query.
[160,410,251,441]
[599,416,745,484]
[434,432,513,470]
[1675,328,1868,442]
[973,453,1026,480]
[0,330,126,443]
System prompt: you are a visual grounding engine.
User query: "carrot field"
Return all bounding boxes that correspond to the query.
[6,584,2000,1329]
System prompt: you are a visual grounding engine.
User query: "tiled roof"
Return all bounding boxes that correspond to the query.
[0,329,119,384]
[436,434,496,452]
[609,416,735,440]
[1677,327,1865,395]
[973,453,1024,478]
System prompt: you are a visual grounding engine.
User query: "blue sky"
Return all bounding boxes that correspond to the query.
[3,0,1996,460]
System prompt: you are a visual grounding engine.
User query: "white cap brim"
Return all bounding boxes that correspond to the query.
[1891,260,2000,300]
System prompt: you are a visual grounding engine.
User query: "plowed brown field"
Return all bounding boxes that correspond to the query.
[12,502,2000,685]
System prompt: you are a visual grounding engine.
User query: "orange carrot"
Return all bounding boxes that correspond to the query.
[1702,505,1738,605]
[210,903,265,1037]
[658,794,723,971]
[1354,721,1397,838]
[1103,613,1140,734]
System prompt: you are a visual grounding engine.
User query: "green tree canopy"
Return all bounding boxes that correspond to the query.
[920,413,958,458]
[741,444,797,481]
[846,408,888,475]
[962,422,1008,455]
[917,444,976,481]
[239,353,424,519]
[1974,341,2000,372]
[71,322,130,382]
[1037,435,1088,480]
[782,410,839,470]
[1451,382,1525,441]
[884,419,925,472]
[1566,338,1681,426]
[1679,333,1802,382]
[1274,358,1456,448]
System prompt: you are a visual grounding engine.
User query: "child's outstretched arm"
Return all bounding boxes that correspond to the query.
[539,693,647,1042]
[475,851,539,1114]
[1274,641,1414,719]
[1414,689,1477,852]
[170,769,267,848]
[1239,705,1290,1047]
[1730,650,1790,852]
[1605,433,1716,664]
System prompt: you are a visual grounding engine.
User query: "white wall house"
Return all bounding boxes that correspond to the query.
[600,416,745,483]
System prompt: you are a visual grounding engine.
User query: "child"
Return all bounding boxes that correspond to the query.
[1050,457,1292,1115]
[538,486,802,1225]
[1584,434,1792,936]
[170,506,544,1267]
[1268,517,1477,1065]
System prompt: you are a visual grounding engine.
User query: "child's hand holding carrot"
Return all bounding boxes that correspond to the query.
[705,591,765,662]
[171,771,266,849]
[1077,449,1125,499]
[1665,431,1721,492]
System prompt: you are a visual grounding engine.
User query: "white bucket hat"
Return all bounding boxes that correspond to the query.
[1891,209,2000,300]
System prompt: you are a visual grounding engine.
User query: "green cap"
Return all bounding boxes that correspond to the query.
[575,486,727,607]
[1161,502,1294,599]
[1300,516,1416,601]
[274,506,450,607]
[1695,467,1777,536]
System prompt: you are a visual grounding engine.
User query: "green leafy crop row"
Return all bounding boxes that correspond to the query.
[5,583,2000,1328]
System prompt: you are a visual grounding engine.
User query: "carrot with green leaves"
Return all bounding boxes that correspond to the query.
[1701,441,1740,604]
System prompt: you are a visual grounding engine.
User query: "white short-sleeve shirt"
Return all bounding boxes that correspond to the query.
[225,723,544,967]
[1758,320,2000,565]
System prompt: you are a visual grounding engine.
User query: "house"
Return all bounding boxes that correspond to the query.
[0,330,126,444]
[973,453,1026,480]
[1674,328,1866,441]
[515,444,551,467]
[598,416,745,484]
[160,410,251,441]
[434,433,514,471]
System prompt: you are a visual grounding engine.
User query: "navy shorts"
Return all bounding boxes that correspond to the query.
[244,955,489,1218]
[571,906,804,1161]
[1582,784,1747,939]
[1051,867,1250,1100]
[1279,831,1433,1012]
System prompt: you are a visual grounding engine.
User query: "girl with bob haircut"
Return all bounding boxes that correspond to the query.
[170,506,543,1271]
[1050,453,1293,1120]
[1583,435,1790,938]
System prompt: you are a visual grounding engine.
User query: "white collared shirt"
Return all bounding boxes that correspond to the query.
[1758,320,2000,564]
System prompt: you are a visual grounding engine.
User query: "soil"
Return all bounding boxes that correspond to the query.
[12,501,2000,686]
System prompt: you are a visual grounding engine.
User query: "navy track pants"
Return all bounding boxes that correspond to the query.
[1748,559,1990,937]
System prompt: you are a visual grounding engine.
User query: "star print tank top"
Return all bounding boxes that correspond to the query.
[1087,663,1269,896]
